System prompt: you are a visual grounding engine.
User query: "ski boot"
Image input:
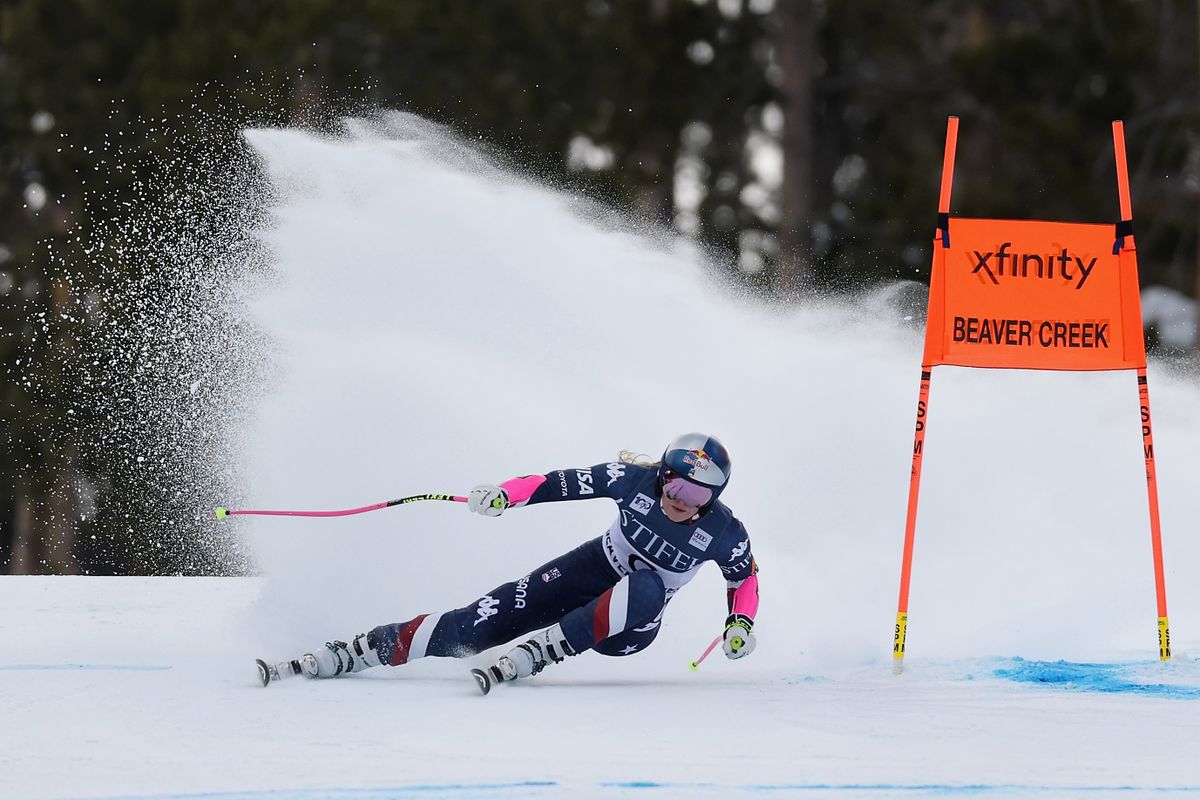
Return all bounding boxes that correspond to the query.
[470,623,575,695]
[257,632,381,687]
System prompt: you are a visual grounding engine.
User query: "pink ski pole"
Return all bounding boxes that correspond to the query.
[214,493,467,520]
[688,634,724,671]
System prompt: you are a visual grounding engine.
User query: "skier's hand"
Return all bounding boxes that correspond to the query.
[723,614,756,660]
[467,484,509,517]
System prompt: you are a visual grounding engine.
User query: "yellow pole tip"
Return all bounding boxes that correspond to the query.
[215,507,228,519]
[688,661,699,672]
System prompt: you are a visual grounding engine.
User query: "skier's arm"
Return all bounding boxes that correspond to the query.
[719,522,758,660]
[726,572,759,622]
[467,463,632,516]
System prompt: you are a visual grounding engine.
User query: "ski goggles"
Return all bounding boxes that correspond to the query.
[662,474,714,508]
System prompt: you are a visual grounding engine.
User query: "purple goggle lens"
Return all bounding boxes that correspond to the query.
[663,476,713,508]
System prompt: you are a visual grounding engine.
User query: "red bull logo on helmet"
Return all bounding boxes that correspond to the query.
[682,448,727,486]
[683,449,710,472]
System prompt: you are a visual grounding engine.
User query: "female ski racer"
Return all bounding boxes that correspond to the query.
[258,433,759,693]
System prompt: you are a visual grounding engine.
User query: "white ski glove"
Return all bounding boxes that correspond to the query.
[723,614,757,660]
[467,484,509,517]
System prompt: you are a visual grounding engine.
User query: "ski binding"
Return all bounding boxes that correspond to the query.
[256,657,306,687]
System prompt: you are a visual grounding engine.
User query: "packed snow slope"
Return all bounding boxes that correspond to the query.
[5,113,1200,799]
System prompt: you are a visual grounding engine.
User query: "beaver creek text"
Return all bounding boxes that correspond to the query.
[952,316,1109,348]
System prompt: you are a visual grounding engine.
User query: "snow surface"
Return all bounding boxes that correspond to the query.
[6,113,1200,799]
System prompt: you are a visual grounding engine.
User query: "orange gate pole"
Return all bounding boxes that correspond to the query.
[893,116,957,674]
[1115,119,1171,660]
[1138,371,1172,660]
[893,369,932,673]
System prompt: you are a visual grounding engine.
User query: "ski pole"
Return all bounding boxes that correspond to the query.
[214,493,467,520]
[688,634,724,671]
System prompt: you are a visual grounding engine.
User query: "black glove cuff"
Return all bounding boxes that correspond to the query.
[725,613,754,633]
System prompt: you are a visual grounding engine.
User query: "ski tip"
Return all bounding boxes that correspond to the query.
[256,658,270,687]
[215,507,229,520]
[469,668,491,696]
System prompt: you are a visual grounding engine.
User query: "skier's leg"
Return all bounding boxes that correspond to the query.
[494,569,667,680]
[300,538,617,679]
[559,568,667,654]
[414,538,617,661]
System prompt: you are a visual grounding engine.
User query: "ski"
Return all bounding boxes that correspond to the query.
[470,667,492,695]
[256,657,307,687]
[470,664,510,696]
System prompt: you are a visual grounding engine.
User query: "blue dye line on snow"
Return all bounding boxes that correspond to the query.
[69,783,1200,800]
[0,663,172,671]
[992,657,1200,699]
[603,782,1200,794]
[79,783,558,800]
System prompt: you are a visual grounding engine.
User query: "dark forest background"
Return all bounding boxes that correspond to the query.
[3,0,1198,575]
